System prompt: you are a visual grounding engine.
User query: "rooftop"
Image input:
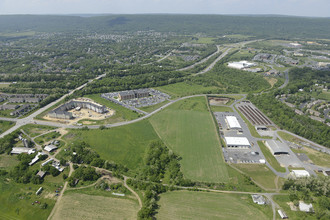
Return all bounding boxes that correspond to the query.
[226,116,241,129]
[225,137,250,146]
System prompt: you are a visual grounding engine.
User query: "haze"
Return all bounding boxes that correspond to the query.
[0,0,329,17]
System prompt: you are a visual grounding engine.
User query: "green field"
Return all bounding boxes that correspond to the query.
[191,37,217,44]
[64,120,161,171]
[149,96,229,182]
[156,82,219,98]
[258,141,286,173]
[20,124,57,138]
[210,105,233,112]
[51,192,139,220]
[233,164,281,190]
[138,100,169,113]
[0,176,58,220]
[0,120,15,134]
[156,191,272,220]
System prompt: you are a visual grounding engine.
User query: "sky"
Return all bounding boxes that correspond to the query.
[0,0,329,17]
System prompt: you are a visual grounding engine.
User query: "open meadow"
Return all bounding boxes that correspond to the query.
[149,96,229,182]
[156,191,272,220]
[51,192,139,220]
[0,120,15,135]
[64,120,161,171]
[233,164,283,190]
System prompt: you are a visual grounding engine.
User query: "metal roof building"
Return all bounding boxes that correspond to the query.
[291,170,310,178]
[225,137,250,148]
[11,147,35,155]
[225,116,241,129]
[44,145,58,152]
[265,140,289,155]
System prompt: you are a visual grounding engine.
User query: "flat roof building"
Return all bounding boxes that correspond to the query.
[228,61,256,69]
[225,137,251,148]
[225,116,241,129]
[251,195,266,205]
[11,147,35,155]
[265,140,289,155]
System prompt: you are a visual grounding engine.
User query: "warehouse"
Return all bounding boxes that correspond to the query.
[228,61,256,69]
[225,116,241,129]
[265,140,289,155]
[225,137,251,148]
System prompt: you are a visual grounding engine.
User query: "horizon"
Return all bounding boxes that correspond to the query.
[0,0,330,17]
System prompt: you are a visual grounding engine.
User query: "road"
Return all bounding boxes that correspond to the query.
[177,45,223,72]
[279,69,289,89]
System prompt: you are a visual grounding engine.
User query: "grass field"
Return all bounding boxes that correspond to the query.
[0,83,10,88]
[149,96,229,183]
[138,100,169,113]
[0,154,19,168]
[156,82,219,98]
[258,141,286,173]
[51,193,139,220]
[156,191,272,220]
[20,124,57,138]
[210,105,233,112]
[278,131,330,167]
[233,164,280,190]
[0,177,56,220]
[64,120,161,171]
[0,120,15,134]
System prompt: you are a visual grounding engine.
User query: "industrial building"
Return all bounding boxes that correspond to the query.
[44,144,58,152]
[225,116,241,129]
[228,61,256,69]
[265,140,289,155]
[118,89,149,101]
[225,137,251,148]
[48,99,107,119]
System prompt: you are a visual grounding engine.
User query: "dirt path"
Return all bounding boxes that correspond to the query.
[47,162,73,220]
[124,176,142,209]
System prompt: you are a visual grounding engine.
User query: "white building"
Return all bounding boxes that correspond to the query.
[11,147,35,155]
[228,61,256,69]
[44,145,58,152]
[225,116,241,129]
[251,195,266,205]
[225,137,251,148]
[291,170,310,178]
[299,201,314,212]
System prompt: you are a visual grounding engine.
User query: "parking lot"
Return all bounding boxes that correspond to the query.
[214,111,266,164]
[101,89,170,114]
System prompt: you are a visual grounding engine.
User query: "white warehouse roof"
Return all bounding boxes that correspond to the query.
[225,137,250,147]
[44,145,58,152]
[226,116,241,129]
[291,170,310,178]
[228,61,256,69]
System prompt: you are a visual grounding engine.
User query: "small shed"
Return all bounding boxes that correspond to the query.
[36,170,46,179]
[278,209,288,219]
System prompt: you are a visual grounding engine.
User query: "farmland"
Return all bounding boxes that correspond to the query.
[156,191,272,220]
[51,192,139,220]
[149,96,229,183]
[64,120,161,170]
